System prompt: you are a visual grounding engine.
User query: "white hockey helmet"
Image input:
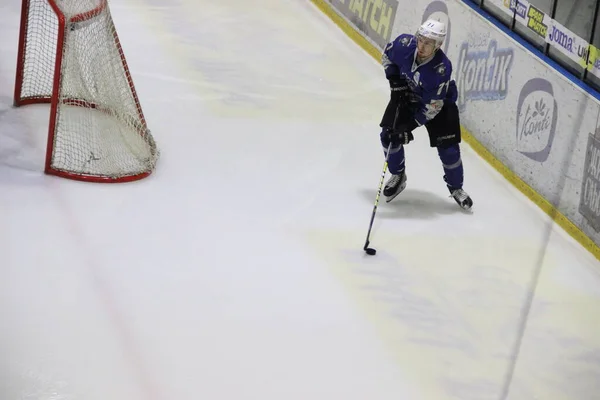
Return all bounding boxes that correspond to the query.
[416,19,447,49]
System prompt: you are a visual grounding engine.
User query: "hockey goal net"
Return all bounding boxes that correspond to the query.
[14,0,159,183]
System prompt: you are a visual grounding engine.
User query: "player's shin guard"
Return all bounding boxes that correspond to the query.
[380,130,406,175]
[437,144,473,210]
[384,145,405,175]
[382,143,406,202]
[437,144,463,189]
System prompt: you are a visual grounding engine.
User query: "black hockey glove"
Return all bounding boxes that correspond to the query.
[382,126,414,148]
[394,118,419,135]
[388,75,420,106]
[388,76,411,105]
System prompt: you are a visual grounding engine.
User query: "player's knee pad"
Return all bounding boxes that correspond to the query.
[380,129,403,154]
[437,143,461,167]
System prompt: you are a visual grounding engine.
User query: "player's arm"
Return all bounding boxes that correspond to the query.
[446,79,458,103]
[381,34,413,79]
[380,35,415,128]
[387,72,448,135]
[381,40,400,78]
[379,76,415,130]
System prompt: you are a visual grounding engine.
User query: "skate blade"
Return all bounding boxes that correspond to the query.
[384,183,407,203]
[385,192,401,203]
[461,200,474,211]
[454,198,473,211]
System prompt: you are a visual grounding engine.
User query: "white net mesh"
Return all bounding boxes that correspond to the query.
[18,0,57,102]
[16,0,158,181]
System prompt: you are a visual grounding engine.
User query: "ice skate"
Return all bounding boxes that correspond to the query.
[449,187,473,210]
[384,171,407,202]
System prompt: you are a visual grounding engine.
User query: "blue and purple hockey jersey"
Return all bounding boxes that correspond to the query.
[381,33,457,126]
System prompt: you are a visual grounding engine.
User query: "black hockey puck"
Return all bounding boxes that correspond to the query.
[365,248,377,256]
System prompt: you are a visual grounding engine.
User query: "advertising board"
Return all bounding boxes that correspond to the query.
[318,0,600,254]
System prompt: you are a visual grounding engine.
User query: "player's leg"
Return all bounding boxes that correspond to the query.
[380,128,407,202]
[426,102,473,210]
[437,144,474,210]
[379,100,411,202]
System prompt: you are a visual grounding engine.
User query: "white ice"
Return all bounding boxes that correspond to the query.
[1,1,600,399]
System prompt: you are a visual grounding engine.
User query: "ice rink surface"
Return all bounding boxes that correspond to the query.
[1,1,600,399]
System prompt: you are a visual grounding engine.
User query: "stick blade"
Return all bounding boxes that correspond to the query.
[365,247,377,256]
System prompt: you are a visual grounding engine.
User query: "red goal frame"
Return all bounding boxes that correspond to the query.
[13,0,153,183]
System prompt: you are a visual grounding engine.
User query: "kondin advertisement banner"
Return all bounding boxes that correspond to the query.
[437,0,600,246]
[324,0,600,246]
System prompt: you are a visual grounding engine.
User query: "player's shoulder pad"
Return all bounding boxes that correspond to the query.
[431,54,452,80]
[395,33,415,47]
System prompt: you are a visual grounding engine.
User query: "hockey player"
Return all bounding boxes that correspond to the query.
[379,19,473,210]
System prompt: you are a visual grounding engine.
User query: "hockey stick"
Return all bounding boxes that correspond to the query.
[363,141,393,256]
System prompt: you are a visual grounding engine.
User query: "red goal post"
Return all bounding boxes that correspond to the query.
[14,0,159,183]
